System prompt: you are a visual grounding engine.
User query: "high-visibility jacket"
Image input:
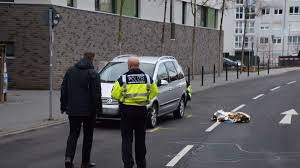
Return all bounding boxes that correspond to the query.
[111,69,158,106]
[187,85,192,98]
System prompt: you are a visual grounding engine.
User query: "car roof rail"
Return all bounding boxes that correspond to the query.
[157,56,176,62]
[113,54,134,60]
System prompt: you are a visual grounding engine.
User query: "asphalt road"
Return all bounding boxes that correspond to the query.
[1,70,300,168]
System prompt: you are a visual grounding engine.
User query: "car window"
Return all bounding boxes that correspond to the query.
[100,62,155,82]
[165,61,178,82]
[174,61,184,80]
[157,63,169,82]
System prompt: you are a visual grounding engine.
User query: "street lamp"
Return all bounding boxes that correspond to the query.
[48,8,61,120]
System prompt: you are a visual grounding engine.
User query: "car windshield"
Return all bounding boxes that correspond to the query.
[100,62,155,82]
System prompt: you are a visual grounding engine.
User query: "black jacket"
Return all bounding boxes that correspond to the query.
[60,58,102,116]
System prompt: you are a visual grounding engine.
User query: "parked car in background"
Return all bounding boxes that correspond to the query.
[223,58,241,68]
[99,55,187,128]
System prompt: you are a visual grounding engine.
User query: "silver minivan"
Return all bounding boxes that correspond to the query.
[99,55,187,128]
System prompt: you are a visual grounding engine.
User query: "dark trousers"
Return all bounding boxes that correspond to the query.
[65,115,95,163]
[120,105,147,168]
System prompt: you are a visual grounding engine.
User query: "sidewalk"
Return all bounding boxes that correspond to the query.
[0,90,66,137]
[0,67,299,137]
[190,67,300,93]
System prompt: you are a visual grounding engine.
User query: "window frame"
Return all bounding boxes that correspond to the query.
[156,63,170,83]
[164,61,179,82]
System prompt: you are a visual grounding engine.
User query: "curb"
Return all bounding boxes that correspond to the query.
[191,68,300,93]
[0,119,67,138]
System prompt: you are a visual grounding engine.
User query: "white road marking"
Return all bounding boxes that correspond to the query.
[287,81,296,85]
[252,94,264,100]
[232,104,246,112]
[205,104,246,132]
[270,86,281,91]
[166,145,194,167]
[205,121,221,132]
[279,109,298,125]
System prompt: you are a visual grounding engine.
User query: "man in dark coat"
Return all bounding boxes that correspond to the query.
[60,52,102,168]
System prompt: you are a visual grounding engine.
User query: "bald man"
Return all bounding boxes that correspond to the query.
[111,56,158,168]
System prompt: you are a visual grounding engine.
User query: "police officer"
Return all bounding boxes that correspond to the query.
[111,56,158,168]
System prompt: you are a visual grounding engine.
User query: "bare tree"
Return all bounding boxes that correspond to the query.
[190,0,210,79]
[160,0,168,54]
[217,0,226,76]
[117,0,126,54]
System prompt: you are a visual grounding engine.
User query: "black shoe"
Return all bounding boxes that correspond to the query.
[65,160,74,168]
[81,162,96,168]
[65,157,74,168]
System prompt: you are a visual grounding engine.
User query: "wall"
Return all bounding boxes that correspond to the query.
[0,4,50,89]
[0,3,222,89]
[52,5,222,89]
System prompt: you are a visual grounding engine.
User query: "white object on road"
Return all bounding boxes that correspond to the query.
[211,110,251,123]
[253,94,264,100]
[166,145,194,167]
[270,86,281,91]
[279,109,298,125]
[205,104,246,132]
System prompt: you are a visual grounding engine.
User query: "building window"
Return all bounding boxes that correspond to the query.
[260,24,270,30]
[244,36,254,48]
[274,8,283,15]
[235,36,243,48]
[245,6,255,19]
[290,6,300,15]
[262,8,270,15]
[200,6,207,27]
[236,0,243,5]
[182,2,186,24]
[246,21,255,33]
[115,0,138,17]
[67,0,76,7]
[235,21,243,34]
[260,37,269,44]
[95,0,114,13]
[236,7,243,19]
[272,37,282,44]
[288,36,300,44]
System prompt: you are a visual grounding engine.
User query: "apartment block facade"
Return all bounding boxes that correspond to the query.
[223,0,300,65]
[0,0,223,89]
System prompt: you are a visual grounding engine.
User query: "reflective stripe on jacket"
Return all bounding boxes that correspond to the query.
[111,69,158,106]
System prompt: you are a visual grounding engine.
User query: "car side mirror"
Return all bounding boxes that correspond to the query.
[157,80,169,86]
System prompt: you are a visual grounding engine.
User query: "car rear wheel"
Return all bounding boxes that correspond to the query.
[173,97,185,119]
[147,103,158,128]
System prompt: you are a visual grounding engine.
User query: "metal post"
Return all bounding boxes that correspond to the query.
[226,64,228,81]
[213,64,216,83]
[188,67,190,84]
[49,9,54,120]
[267,59,270,74]
[248,61,250,77]
[257,59,260,76]
[0,46,4,103]
[236,63,239,79]
[201,66,204,86]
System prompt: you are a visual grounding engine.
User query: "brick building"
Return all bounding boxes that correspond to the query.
[0,0,223,89]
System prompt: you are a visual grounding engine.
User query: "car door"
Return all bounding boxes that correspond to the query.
[155,63,171,114]
[164,61,181,112]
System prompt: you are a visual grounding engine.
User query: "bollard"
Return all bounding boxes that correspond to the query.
[236,63,239,79]
[213,64,216,83]
[188,67,191,83]
[267,59,270,74]
[201,66,204,86]
[257,60,260,76]
[225,64,228,80]
[247,62,250,77]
